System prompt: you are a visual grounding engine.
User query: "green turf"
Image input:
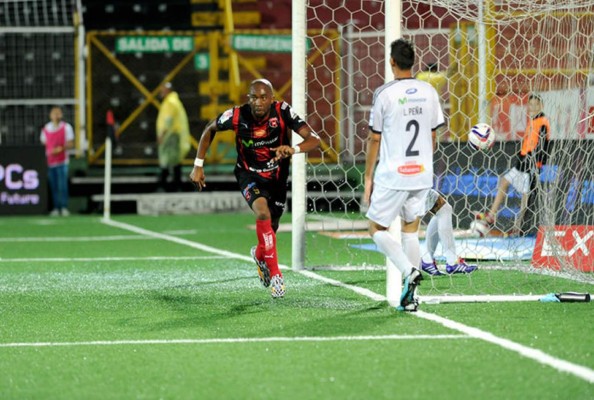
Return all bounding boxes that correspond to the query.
[0,214,592,399]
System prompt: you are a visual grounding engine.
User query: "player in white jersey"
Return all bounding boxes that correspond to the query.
[364,39,445,311]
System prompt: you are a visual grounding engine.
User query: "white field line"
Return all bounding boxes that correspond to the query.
[313,265,594,286]
[101,218,273,266]
[297,269,386,301]
[0,334,468,348]
[415,310,594,383]
[0,235,155,242]
[0,256,225,263]
[28,217,591,384]
[0,231,196,243]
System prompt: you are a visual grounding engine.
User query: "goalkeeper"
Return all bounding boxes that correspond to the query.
[189,79,320,298]
[474,93,550,236]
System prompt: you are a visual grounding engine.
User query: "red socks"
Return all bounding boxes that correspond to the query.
[255,219,281,277]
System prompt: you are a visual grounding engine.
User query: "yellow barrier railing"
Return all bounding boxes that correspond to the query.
[86,28,341,166]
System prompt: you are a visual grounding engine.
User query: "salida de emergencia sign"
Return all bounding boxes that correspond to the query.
[115,36,193,53]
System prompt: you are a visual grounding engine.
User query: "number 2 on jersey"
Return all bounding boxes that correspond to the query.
[405,119,420,157]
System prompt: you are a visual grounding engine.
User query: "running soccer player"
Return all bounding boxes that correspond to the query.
[364,39,445,311]
[189,79,320,298]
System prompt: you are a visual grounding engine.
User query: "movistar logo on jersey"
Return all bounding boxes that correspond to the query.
[400,97,426,104]
[242,138,278,148]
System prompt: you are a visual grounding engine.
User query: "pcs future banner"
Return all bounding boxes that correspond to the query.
[0,146,48,215]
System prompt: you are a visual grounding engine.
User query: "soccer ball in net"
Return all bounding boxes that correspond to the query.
[468,123,495,151]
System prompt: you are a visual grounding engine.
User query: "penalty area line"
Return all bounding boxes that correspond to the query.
[0,334,468,349]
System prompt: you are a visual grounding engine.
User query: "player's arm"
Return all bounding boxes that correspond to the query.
[271,125,320,160]
[189,119,218,191]
[535,122,550,168]
[363,131,381,205]
[294,125,321,153]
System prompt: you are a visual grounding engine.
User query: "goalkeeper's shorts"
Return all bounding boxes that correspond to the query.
[504,167,531,194]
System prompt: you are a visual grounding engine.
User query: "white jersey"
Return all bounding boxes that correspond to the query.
[369,78,444,190]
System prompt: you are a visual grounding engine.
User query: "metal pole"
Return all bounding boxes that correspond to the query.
[103,137,112,220]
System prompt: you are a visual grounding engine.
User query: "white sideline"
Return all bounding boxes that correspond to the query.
[95,218,594,384]
[0,334,468,348]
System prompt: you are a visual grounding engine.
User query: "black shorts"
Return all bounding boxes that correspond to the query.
[235,169,287,220]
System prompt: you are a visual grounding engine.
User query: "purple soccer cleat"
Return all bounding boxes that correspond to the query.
[421,259,444,276]
[446,259,478,274]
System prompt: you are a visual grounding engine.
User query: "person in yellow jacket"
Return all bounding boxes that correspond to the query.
[416,62,448,95]
[156,82,191,191]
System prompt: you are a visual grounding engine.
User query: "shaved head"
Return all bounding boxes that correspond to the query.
[250,78,274,93]
[248,78,275,120]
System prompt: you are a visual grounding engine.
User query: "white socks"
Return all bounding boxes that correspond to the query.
[422,215,439,264]
[401,232,420,267]
[373,230,414,277]
[424,202,457,265]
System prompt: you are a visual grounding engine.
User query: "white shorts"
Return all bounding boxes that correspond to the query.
[504,167,531,194]
[366,186,431,227]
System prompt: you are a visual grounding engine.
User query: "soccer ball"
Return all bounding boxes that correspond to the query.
[470,220,490,237]
[468,123,495,151]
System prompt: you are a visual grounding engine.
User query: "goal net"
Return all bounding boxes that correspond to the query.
[299,0,594,301]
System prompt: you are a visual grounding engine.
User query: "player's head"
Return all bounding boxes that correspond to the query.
[390,39,415,71]
[49,106,63,123]
[159,82,173,99]
[528,93,543,117]
[248,79,274,120]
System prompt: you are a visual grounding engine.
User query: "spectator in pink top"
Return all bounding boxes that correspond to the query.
[40,106,74,216]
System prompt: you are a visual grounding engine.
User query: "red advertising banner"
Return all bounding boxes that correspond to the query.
[532,225,594,272]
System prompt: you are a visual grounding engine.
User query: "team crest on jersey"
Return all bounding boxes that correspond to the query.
[269,117,278,128]
[218,109,233,124]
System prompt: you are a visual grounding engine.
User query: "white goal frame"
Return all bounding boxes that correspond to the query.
[289,0,594,304]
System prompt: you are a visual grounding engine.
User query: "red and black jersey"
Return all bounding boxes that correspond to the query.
[216,101,307,182]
